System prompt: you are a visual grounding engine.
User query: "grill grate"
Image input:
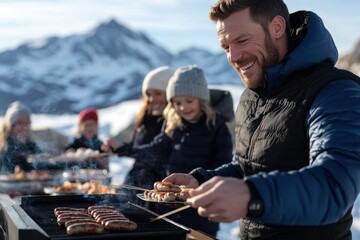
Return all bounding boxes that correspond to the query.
[20,194,188,240]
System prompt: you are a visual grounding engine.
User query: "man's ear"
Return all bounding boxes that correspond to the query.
[269,15,286,39]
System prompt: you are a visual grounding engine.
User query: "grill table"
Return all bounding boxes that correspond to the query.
[0,193,188,240]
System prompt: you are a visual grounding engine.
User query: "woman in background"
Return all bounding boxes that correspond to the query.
[103,66,174,190]
[0,101,41,173]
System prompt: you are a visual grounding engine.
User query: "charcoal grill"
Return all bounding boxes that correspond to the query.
[0,193,189,240]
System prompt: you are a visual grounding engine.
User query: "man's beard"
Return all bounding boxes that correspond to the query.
[264,31,280,68]
[253,31,280,89]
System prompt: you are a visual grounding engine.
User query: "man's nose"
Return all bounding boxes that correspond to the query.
[228,46,244,64]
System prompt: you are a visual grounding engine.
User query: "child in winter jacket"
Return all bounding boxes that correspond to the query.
[0,101,41,173]
[65,107,107,169]
[113,65,233,237]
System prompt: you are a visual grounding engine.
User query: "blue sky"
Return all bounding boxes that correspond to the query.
[0,0,359,55]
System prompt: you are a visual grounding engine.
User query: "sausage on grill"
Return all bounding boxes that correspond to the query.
[57,212,92,219]
[65,219,97,228]
[54,208,86,217]
[87,205,117,214]
[99,215,129,225]
[104,220,137,231]
[66,222,104,235]
[91,210,119,218]
[57,216,92,226]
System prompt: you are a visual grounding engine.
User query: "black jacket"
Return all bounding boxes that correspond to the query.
[0,135,41,173]
[120,114,166,190]
[65,135,103,152]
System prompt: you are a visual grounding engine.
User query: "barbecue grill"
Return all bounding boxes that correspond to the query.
[0,193,189,240]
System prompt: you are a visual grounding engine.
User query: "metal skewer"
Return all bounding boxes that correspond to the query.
[150,205,191,222]
[111,184,149,192]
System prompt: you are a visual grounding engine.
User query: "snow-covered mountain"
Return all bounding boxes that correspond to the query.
[337,39,360,76]
[0,19,239,114]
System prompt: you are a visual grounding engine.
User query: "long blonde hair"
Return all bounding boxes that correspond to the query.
[0,122,11,152]
[163,99,216,136]
[135,98,151,131]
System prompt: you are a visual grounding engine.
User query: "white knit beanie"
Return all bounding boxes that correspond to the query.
[4,101,32,127]
[166,65,210,102]
[142,66,175,97]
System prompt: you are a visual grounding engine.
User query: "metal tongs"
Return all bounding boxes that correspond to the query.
[110,183,149,192]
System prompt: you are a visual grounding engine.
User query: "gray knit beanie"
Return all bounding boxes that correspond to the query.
[166,65,210,101]
[4,101,32,127]
[142,66,175,97]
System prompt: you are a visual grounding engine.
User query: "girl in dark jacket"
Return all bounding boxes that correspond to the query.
[113,66,233,237]
[0,101,41,173]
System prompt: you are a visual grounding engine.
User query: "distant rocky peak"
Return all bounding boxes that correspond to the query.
[337,39,360,76]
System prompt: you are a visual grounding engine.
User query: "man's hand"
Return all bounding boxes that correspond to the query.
[186,176,251,222]
[163,173,200,188]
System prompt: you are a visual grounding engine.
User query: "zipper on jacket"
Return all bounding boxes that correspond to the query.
[246,95,267,174]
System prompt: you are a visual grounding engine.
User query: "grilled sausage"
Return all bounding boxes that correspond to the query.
[66,222,104,235]
[57,212,92,219]
[95,213,126,222]
[154,181,181,193]
[57,216,92,226]
[144,190,176,202]
[104,220,137,231]
[175,191,189,202]
[54,207,86,217]
[54,207,86,213]
[55,210,89,217]
[65,219,97,228]
[100,216,128,225]
[91,210,119,218]
[87,205,117,214]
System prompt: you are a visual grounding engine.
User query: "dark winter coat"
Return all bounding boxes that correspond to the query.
[65,135,105,169]
[131,114,233,175]
[132,114,165,147]
[0,135,41,173]
[65,135,103,152]
[121,114,166,190]
[189,11,360,240]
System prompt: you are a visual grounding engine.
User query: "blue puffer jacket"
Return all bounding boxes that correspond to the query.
[191,11,360,225]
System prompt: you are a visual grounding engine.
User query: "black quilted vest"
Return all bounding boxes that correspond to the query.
[235,62,360,240]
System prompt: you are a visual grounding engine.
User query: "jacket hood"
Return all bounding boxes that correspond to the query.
[210,89,234,122]
[265,11,338,91]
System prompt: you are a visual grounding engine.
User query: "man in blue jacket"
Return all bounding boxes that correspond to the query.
[163,0,360,239]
